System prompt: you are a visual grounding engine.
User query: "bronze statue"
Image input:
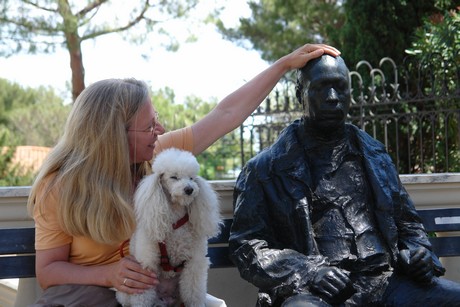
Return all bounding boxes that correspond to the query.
[229,55,460,306]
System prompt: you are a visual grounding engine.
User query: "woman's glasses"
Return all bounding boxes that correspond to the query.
[127,111,160,135]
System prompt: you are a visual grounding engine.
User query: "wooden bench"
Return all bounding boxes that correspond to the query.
[2,208,460,279]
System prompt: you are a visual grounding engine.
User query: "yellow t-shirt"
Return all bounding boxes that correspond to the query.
[33,127,194,266]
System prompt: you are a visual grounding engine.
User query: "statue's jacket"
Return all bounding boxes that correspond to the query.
[229,119,445,304]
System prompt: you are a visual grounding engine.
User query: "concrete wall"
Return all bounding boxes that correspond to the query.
[1,174,460,306]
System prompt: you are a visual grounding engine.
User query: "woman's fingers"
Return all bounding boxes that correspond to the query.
[117,256,158,293]
[303,43,341,57]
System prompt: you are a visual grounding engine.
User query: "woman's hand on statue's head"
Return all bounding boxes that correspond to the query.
[281,44,341,71]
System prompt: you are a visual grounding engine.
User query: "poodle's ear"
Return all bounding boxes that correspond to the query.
[189,176,222,238]
[134,172,169,241]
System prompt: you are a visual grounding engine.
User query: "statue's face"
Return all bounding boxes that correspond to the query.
[300,56,351,131]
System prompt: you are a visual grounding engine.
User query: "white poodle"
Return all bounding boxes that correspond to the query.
[116,148,222,307]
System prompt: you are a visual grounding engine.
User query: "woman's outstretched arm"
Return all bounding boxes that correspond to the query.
[191,43,340,155]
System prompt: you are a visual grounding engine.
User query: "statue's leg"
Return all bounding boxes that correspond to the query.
[381,274,460,306]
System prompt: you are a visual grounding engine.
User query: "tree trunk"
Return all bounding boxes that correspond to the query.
[67,34,85,101]
[57,0,85,101]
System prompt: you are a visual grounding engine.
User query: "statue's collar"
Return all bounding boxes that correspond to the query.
[297,119,349,150]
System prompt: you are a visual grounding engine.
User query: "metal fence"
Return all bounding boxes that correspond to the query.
[217,54,460,177]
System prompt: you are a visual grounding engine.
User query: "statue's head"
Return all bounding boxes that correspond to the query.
[296,55,351,132]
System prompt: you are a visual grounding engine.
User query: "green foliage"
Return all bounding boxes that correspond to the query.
[337,0,445,68]
[0,79,68,185]
[9,99,70,147]
[0,78,38,124]
[219,0,456,70]
[0,78,68,147]
[215,0,344,62]
[182,96,242,179]
[151,88,214,131]
[198,132,242,180]
[406,8,459,69]
[151,88,241,180]
[0,131,35,186]
[404,8,460,173]
[150,87,180,131]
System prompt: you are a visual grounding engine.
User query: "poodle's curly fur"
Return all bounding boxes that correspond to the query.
[117,148,222,307]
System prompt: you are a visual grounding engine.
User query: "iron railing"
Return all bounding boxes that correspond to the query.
[215,54,460,178]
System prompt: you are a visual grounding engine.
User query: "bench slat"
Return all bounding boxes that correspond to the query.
[0,228,35,254]
[0,255,36,279]
[208,219,232,244]
[207,219,233,268]
[430,237,460,258]
[208,246,233,269]
[418,208,460,232]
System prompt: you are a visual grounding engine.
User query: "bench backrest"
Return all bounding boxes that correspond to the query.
[2,208,460,279]
[417,208,460,257]
[0,228,36,279]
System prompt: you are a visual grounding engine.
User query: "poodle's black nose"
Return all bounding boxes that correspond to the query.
[184,187,194,195]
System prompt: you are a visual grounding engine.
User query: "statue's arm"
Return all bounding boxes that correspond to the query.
[395,178,446,278]
[396,184,432,249]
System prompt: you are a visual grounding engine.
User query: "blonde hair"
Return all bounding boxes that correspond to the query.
[28,78,152,244]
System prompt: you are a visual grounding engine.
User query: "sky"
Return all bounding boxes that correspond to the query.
[0,1,268,103]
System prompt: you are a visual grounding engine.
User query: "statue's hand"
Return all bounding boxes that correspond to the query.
[399,247,434,283]
[310,266,355,304]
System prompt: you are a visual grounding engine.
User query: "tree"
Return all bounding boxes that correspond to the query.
[0,78,38,124]
[336,0,447,68]
[215,0,344,63]
[0,78,68,147]
[9,97,70,147]
[151,89,242,179]
[0,131,35,186]
[406,5,459,68]
[403,6,460,173]
[216,0,458,69]
[0,0,201,101]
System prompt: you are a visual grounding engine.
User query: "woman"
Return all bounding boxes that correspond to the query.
[27,43,340,305]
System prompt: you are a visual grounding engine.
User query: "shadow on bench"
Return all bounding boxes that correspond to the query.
[2,208,460,279]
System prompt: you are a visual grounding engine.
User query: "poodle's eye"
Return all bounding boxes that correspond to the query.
[170,176,178,180]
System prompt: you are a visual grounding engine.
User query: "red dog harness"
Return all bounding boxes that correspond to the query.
[118,214,189,307]
[159,213,190,272]
[119,213,190,273]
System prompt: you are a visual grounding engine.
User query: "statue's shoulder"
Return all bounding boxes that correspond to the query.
[244,145,273,171]
[247,121,301,168]
[238,123,305,188]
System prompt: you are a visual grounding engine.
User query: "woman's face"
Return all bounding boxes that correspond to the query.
[127,98,165,163]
